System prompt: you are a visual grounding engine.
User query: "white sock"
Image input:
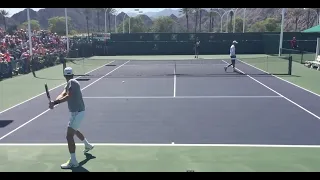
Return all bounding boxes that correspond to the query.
[70,153,76,162]
[83,138,90,147]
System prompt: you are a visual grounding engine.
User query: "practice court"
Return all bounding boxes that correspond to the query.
[1,55,320,172]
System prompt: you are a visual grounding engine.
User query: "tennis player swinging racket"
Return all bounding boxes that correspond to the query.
[47,67,94,169]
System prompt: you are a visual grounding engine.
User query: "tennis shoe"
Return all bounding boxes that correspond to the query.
[84,144,94,153]
[61,159,79,169]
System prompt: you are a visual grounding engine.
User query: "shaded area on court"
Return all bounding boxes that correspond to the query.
[0,120,13,128]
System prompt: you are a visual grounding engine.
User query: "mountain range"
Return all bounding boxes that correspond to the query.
[126,9,182,18]
[0,8,318,33]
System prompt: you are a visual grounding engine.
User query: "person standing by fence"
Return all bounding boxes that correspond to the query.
[291,37,298,49]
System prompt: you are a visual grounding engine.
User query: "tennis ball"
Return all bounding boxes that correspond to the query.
[122,81,125,83]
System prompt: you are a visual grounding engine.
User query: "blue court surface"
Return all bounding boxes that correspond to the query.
[1,58,320,146]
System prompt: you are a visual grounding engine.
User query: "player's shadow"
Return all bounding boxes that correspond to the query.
[35,76,63,80]
[0,120,13,128]
[71,153,96,172]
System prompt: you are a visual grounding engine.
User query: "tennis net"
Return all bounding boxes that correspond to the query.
[64,55,292,78]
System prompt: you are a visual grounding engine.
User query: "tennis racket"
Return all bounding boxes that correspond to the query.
[44,84,51,102]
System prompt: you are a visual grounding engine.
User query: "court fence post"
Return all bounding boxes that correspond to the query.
[288,55,292,75]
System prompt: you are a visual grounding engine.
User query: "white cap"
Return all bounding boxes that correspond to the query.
[64,67,73,76]
[233,40,238,44]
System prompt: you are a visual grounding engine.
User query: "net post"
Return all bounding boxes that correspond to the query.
[301,51,304,64]
[266,55,268,72]
[288,55,292,75]
[174,60,177,75]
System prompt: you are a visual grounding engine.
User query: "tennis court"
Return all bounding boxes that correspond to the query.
[1,55,320,172]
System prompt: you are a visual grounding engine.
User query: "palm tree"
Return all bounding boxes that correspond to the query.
[289,8,303,31]
[229,10,234,32]
[95,8,102,32]
[312,8,320,25]
[199,9,202,32]
[83,8,91,40]
[306,9,311,28]
[106,8,115,32]
[209,9,213,32]
[211,11,216,32]
[0,10,9,31]
[193,8,200,33]
[179,8,190,32]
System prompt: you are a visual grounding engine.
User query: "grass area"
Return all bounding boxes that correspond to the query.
[240,56,290,75]
[0,59,109,112]
[0,145,320,172]
[280,61,320,95]
[239,53,320,95]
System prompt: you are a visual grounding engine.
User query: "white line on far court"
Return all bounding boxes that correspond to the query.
[222,60,320,121]
[83,96,282,99]
[0,143,320,148]
[0,61,130,141]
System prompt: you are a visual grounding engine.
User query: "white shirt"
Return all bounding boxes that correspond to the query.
[230,45,236,56]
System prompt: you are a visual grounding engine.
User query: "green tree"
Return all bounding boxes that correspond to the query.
[117,16,146,33]
[230,17,244,33]
[19,20,41,31]
[226,20,232,32]
[69,30,78,35]
[48,16,72,35]
[249,18,280,32]
[249,21,266,32]
[264,18,280,32]
[0,10,9,31]
[151,16,175,33]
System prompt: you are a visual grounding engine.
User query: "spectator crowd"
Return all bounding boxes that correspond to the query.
[0,27,68,80]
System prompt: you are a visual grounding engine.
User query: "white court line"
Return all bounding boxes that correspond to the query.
[81,61,130,91]
[82,96,282,99]
[123,64,227,67]
[173,65,176,97]
[238,58,320,98]
[0,143,320,148]
[0,61,130,141]
[0,60,115,115]
[222,60,320,121]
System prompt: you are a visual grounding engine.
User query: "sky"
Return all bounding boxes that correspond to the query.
[1,8,179,17]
